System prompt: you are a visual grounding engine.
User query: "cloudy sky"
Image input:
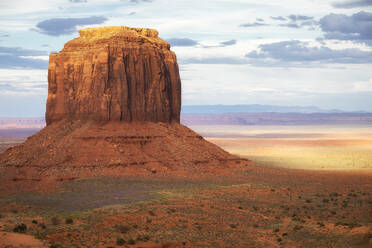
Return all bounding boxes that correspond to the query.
[0,0,372,116]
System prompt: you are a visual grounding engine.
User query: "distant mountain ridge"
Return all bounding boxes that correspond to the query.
[181,104,364,114]
[0,105,371,128]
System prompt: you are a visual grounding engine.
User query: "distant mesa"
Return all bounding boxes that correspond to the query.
[0,26,243,191]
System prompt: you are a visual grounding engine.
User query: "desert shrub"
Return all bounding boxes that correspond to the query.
[51,217,59,225]
[116,238,126,246]
[137,235,150,242]
[32,220,38,224]
[273,228,279,232]
[38,223,46,229]
[128,238,136,245]
[293,225,303,231]
[13,223,27,233]
[148,210,156,216]
[317,222,325,227]
[323,199,329,203]
[65,218,73,224]
[49,245,61,248]
[229,224,238,229]
[305,199,312,203]
[143,235,150,241]
[117,225,130,233]
[277,238,282,242]
[335,221,361,228]
[167,208,176,213]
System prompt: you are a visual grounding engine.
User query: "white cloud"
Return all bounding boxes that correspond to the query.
[0,69,47,95]
[353,78,372,92]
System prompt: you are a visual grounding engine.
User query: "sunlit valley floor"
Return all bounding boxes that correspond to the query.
[192,125,372,171]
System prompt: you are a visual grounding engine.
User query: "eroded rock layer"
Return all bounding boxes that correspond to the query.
[0,121,245,192]
[46,26,181,124]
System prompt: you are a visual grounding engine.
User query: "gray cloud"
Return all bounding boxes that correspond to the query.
[245,40,372,64]
[243,15,316,29]
[34,16,107,36]
[279,23,301,28]
[320,11,372,42]
[279,20,318,29]
[167,38,198,47]
[180,57,246,65]
[272,14,318,29]
[332,0,372,8]
[128,0,153,3]
[0,46,48,69]
[219,39,237,46]
[0,81,46,92]
[0,47,47,56]
[288,15,313,22]
[199,39,237,49]
[0,83,22,92]
[271,16,287,21]
[239,22,268,27]
[0,56,48,69]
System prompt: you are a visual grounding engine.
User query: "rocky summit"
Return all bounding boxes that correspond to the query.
[0,26,243,192]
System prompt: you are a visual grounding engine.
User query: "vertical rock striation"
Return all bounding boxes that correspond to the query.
[46,26,181,125]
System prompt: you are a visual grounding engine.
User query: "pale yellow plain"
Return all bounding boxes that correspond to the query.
[191,125,372,171]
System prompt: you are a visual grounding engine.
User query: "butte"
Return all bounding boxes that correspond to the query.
[0,26,245,191]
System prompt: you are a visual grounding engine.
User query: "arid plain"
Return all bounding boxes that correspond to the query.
[193,124,372,171]
[0,124,371,248]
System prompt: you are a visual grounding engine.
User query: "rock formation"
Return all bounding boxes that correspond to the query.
[0,26,244,191]
[46,26,181,124]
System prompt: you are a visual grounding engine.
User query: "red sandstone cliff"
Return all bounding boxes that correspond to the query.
[0,26,244,192]
[46,26,181,124]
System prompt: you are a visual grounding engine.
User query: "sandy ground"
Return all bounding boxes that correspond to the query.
[190,125,372,171]
[0,231,48,247]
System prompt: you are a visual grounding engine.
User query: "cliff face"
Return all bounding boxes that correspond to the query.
[46,26,181,125]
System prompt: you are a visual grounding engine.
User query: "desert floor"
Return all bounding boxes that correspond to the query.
[192,125,372,171]
[0,125,371,248]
